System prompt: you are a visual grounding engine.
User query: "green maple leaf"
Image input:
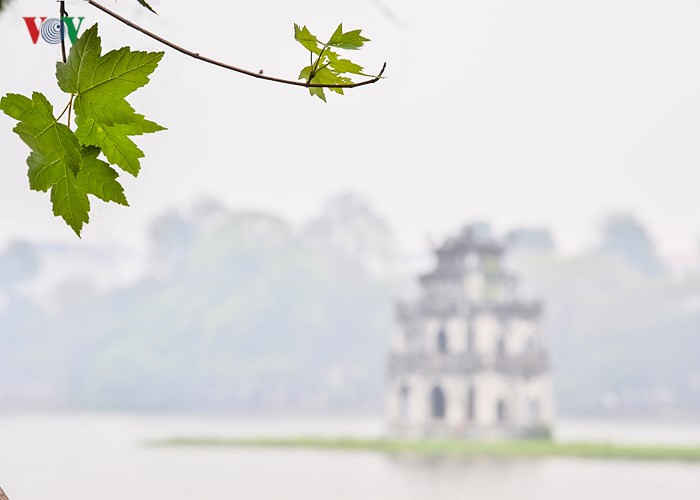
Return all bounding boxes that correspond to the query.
[327,24,370,50]
[0,92,88,234]
[77,146,129,206]
[23,146,129,237]
[26,150,90,236]
[309,87,327,103]
[75,114,164,176]
[294,24,322,54]
[312,68,353,96]
[326,50,368,76]
[298,65,313,82]
[56,24,165,175]
[0,92,129,236]
[0,92,81,174]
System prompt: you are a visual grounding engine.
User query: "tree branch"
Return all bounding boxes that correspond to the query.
[59,1,67,63]
[84,0,386,89]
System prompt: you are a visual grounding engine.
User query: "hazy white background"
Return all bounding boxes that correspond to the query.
[3,4,700,499]
[2,0,700,257]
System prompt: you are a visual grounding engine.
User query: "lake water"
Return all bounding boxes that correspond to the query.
[1,414,700,500]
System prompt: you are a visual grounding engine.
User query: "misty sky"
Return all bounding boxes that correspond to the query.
[2,0,700,257]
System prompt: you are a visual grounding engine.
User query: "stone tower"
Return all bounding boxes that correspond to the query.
[387,225,553,437]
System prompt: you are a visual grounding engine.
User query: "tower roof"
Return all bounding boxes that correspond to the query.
[435,224,504,259]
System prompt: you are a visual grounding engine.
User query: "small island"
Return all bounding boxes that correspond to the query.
[155,436,700,462]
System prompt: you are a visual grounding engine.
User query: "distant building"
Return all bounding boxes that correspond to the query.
[387,225,553,437]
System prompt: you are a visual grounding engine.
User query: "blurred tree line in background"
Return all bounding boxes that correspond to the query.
[508,216,700,415]
[0,195,393,412]
[1,198,700,416]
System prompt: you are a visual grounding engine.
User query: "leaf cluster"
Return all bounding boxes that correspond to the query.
[0,24,164,236]
[294,23,372,102]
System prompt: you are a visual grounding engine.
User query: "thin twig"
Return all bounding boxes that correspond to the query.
[59,1,67,63]
[84,0,386,89]
[59,1,73,128]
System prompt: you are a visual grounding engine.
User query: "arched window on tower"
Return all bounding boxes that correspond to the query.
[431,386,446,419]
[525,336,537,353]
[496,319,509,356]
[467,386,477,422]
[497,337,506,357]
[527,398,541,425]
[497,399,509,425]
[467,316,476,353]
[399,385,411,420]
[437,327,448,354]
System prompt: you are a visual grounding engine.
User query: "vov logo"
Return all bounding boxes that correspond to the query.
[23,17,85,45]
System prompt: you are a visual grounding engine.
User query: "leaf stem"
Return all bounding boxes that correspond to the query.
[56,97,73,123]
[308,46,328,84]
[85,0,386,89]
[67,94,74,129]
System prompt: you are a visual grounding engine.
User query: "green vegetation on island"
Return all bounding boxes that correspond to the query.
[154,437,700,463]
